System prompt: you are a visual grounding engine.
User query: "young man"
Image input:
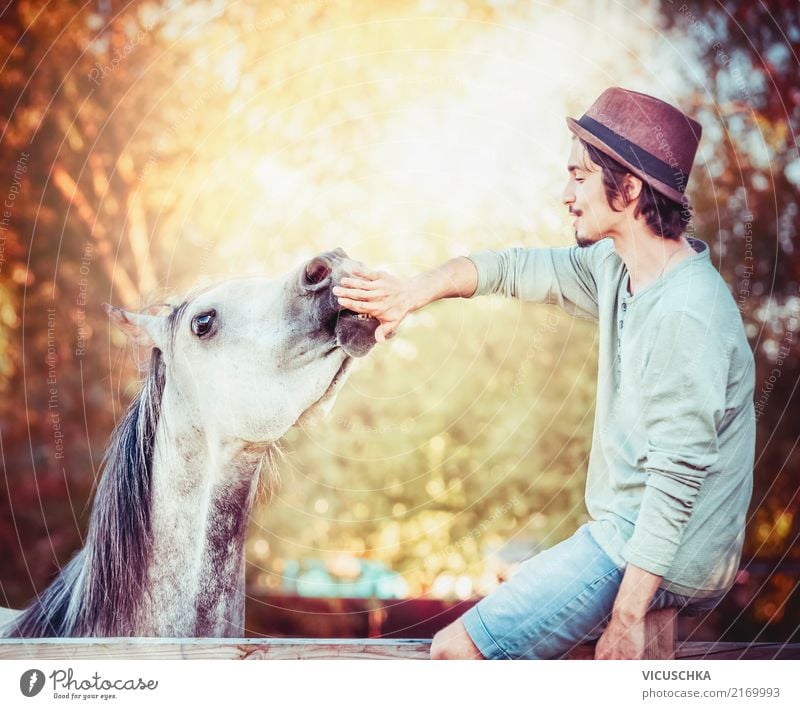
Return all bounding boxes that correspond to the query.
[333,88,756,660]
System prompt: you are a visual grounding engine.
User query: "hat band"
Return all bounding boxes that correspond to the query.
[577,115,688,197]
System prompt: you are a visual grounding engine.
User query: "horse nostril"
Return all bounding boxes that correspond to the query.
[304,257,332,287]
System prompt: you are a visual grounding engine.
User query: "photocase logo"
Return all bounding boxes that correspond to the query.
[19,669,45,698]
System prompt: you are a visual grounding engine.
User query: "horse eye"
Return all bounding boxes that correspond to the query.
[191,310,216,338]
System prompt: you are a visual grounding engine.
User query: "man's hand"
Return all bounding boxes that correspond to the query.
[595,562,663,659]
[333,268,419,343]
[594,611,646,659]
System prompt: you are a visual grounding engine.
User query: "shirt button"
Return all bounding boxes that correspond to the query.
[621,302,628,312]
[619,321,624,329]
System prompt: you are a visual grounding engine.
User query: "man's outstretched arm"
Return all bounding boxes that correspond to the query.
[334,243,607,341]
[333,256,479,342]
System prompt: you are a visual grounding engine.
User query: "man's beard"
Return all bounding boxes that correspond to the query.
[570,211,593,248]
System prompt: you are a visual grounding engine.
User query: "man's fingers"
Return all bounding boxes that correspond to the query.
[333,287,380,301]
[339,277,378,290]
[336,297,378,315]
[351,266,382,281]
[375,321,399,342]
[375,322,392,343]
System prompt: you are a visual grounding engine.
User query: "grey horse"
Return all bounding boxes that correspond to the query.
[0,248,377,637]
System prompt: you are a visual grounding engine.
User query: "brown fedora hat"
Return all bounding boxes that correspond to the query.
[566,87,702,204]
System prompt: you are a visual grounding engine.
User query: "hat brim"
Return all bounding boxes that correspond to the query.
[566,116,686,204]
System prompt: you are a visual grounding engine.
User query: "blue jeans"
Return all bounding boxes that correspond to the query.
[461,523,726,659]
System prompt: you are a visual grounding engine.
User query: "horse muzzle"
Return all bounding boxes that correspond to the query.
[300,248,379,358]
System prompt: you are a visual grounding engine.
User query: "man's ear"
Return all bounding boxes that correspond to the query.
[104,304,167,350]
[623,173,643,203]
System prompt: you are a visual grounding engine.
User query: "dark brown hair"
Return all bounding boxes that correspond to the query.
[580,139,692,240]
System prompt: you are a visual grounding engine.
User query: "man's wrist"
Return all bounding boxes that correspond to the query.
[612,602,648,626]
[409,273,435,312]
[409,257,479,311]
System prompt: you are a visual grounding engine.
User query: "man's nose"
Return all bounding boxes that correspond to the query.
[562,180,575,206]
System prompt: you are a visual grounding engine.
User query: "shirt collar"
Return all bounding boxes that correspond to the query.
[623,237,710,301]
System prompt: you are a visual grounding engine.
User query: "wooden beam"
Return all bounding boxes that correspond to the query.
[644,607,676,659]
[1,637,798,660]
[675,642,800,660]
[0,638,431,661]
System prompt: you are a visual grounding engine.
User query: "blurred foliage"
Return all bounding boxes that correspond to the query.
[0,0,797,638]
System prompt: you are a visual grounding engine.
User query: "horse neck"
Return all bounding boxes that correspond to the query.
[5,355,268,640]
[136,405,266,637]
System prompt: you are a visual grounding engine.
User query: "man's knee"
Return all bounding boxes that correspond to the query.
[429,632,455,660]
[430,619,484,660]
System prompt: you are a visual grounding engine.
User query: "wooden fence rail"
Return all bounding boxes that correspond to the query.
[3,608,798,660]
[2,638,797,660]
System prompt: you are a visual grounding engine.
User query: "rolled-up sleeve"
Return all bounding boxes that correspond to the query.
[465,243,606,321]
[621,311,728,576]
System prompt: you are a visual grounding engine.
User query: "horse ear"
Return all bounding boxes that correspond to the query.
[104,304,167,350]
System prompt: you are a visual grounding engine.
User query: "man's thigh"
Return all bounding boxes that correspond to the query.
[460,524,624,659]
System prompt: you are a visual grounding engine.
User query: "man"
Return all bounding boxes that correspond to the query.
[333,88,756,659]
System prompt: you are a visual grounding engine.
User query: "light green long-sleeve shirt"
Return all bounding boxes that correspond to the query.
[466,237,755,598]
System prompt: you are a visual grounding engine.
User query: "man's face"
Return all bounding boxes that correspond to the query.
[561,138,624,247]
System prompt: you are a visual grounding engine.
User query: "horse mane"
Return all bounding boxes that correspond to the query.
[8,345,168,637]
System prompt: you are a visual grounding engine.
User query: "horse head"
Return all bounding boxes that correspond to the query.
[107,247,378,445]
